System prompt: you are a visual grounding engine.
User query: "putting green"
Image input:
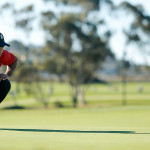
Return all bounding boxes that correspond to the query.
[0,105,150,150]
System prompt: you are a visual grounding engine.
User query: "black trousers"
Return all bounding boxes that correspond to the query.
[0,79,11,103]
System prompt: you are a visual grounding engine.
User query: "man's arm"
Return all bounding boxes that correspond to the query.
[0,56,18,81]
[5,56,18,77]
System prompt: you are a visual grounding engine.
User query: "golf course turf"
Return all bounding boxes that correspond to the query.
[0,105,150,150]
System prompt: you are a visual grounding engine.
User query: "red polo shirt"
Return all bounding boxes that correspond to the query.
[0,50,16,67]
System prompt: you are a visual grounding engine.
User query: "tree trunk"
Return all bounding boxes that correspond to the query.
[78,85,86,106]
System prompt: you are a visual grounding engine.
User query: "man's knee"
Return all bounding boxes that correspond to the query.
[2,79,11,91]
[7,79,11,90]
[0,79,11,103]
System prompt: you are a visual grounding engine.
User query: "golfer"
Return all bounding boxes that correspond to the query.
[0,33,18,104]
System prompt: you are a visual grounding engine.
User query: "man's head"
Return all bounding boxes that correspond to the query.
[0,33,10,47]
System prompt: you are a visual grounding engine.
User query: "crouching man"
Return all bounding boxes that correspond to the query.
[0,33,18,103]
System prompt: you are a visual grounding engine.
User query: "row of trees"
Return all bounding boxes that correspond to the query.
[1,0,150,107]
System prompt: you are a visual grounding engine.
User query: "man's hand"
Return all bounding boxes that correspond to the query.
[0,73,9,81]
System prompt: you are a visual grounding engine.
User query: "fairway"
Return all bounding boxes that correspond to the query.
[0,105,150,150]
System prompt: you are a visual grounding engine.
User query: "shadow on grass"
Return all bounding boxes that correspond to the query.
[0,128,136,134]
[1,105,26,110]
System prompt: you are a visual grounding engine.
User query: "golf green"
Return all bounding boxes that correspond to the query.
[0,105,150,150]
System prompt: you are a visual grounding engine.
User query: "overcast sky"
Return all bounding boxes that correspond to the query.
[0,0,150,64]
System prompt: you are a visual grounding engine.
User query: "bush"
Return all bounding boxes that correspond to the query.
[54,101,64,108]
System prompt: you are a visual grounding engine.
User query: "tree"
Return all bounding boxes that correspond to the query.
[41,9,114,107]
[39,0,115,107]
[119,2,150,60]
[118,2,150,105]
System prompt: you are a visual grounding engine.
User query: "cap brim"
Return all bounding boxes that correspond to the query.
[5,43,10,47]
[0,42,10,47]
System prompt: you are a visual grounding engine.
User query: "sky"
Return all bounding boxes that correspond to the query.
[0,0,150,65]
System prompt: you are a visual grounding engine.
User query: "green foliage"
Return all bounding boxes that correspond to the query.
[119,2,150,46]
[41,13,114,84]
[53,0,114,12]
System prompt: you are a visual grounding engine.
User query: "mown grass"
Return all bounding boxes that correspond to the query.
[0,82,150,149]
[0,105,150,150]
